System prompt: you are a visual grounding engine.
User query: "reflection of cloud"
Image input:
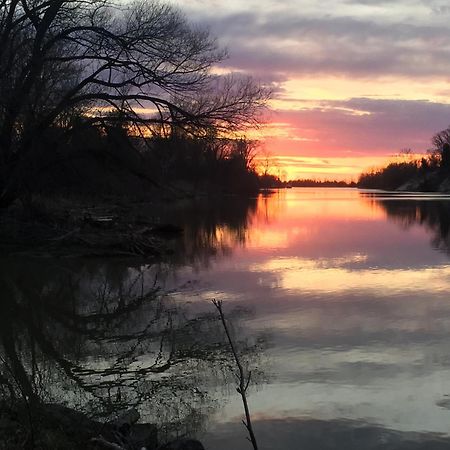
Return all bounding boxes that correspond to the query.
[249,257,450,296]
[203,416,450,450]
[176,189,450,439]
[201,278,450,437]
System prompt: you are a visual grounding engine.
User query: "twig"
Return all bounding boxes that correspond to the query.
[212,299,258,450]
[90,436,126,450]
[48,227,80,242]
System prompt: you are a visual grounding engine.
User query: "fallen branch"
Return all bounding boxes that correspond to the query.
[90,436,126,450]
[48,227,81,242]
[212,299,259,450]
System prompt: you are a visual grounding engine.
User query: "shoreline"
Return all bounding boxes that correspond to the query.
[0,196,182,258]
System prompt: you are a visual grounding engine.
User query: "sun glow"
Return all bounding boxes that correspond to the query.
[253,154,400,181]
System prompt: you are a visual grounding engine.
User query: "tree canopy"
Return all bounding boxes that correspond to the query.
[0,0,269,205]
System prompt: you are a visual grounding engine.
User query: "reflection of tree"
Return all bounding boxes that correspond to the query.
[361,193,450,254]
[255,190,286,225]
[159,196,258,269]
[0,194,269,445]
[157,191,286,272]
[0,258,252,438]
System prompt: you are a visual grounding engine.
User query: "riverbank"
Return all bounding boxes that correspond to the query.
[0,402,205,450]
[394,172,450,192]
[358,162,450,192]
[0,194,186,258]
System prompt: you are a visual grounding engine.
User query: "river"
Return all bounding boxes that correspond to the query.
[3,188,450,449]
[197,188,450,449]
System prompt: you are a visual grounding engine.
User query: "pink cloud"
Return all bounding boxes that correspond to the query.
[266,98,450,158]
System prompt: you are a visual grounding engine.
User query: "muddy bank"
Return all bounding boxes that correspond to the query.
[0,197,184,258]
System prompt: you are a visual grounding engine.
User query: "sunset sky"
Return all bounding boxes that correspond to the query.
[172,0,450,180]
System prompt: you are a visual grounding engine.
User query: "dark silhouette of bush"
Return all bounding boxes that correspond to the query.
[358,161,421,190]
[442,143,450,171]
[141,132,261,194]
[357,127,450,191]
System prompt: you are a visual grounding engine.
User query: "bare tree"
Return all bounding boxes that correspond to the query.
[432,126,450,151]
[0,0,269,207]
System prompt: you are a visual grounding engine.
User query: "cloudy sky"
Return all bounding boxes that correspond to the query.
[172,0,450,180]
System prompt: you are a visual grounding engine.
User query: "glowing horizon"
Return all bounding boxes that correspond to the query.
[171,0,450,180]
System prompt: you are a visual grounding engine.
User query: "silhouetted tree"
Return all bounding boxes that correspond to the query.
[429,126,450,171]
[432,126,450,152]
[145,130,261,193]
[358,161,421,190]
[0,0,269,207]
[442,143,450,171]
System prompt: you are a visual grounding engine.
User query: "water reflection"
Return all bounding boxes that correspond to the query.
[361,191,450,255]
[158,196,258,269]
[205,417,450,450]
[173,189,450,448]
[0,255,263,445]
[6,189,450,449]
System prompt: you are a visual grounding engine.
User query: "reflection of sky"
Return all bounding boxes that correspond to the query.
[170,188,450,447]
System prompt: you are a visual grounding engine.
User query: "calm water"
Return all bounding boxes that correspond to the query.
[4,188,450,449]
[168,188,450,449]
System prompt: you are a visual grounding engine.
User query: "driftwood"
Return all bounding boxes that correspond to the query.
[49,227,81,242]
[0,199,183,257]
[91,408,159,450]
[91,436,127,450]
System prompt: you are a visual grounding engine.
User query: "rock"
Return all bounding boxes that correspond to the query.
[157,439,205,450]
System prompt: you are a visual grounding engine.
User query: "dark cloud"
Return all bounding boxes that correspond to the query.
[186,8,450,78]
[178,0,450,164]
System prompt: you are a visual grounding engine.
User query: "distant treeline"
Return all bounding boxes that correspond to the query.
[289,179,356,188]
[257,175,355,189]
[18,117,359,199]
[358,126,450,191]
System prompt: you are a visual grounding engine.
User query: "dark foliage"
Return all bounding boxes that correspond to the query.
[357,126,450,191]
[357,161,422,190]
[145,132,260,194]
[0,0,268,207]
[289,179,356,188]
